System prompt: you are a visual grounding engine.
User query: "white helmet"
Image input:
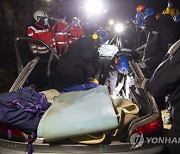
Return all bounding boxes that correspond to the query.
[33,10,48,22]
[72,17,80,26]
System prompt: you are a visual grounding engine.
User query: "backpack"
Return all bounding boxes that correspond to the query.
[0,87,51,133]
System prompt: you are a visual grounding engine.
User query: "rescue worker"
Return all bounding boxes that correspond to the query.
[26,10,56,89]
[134,39,180,154]
[104,55,130,95]
[51,30,108,91]
[103,49,138,95]
[68,17,85,46]
[52,13,69,56]
[27,10,55,54]
[135,5,145,29]
[136,7,179,78]
[135,5,147,47]
[136,7,179,113]
[162,0,180,18]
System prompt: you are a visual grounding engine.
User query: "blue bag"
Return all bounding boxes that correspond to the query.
[0,87,51,133]
[60,82,99,92]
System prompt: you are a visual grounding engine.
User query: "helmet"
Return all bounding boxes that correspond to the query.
[143,8,155,21]
[33,10,48,22]
[72,17,80,26]
[136,5,145,13]
[117,56,130,74]
[96,30,108,44]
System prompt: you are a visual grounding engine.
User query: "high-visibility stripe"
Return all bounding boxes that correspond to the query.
[55,32,68,35]
[32,50,38,54]
[32,49,49,54]
[72,37,79,40]
[28,26,49,33]
[37,46,48,50]
[28,33,33,37]
[57,42,68,44]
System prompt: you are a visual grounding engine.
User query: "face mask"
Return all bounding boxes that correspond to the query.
[43,18,50,28]
[44,18,48,25]
[39,17,49,28]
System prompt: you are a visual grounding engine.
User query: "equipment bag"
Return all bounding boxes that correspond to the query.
[0,87,51,134]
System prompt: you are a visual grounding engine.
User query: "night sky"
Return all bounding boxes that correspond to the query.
[59,0,177,22]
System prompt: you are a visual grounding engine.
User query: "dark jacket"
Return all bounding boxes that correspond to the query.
[145,39,180,130]
[143,15,179,78]
[52,36,100,90]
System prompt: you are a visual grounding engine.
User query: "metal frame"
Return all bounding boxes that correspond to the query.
[14,37,59,90]
[14,36,59,75]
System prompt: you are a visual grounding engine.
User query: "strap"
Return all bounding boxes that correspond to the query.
[167,39,180,55]
[26,132,37,154]
[7,129,12,139]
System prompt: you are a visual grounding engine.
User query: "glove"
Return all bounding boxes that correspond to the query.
[134,77,149,89]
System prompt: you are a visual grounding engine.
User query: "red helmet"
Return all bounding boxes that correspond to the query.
[136,5,145,13]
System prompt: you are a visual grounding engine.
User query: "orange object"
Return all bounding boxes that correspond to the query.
[114,57,118,64]
[136,5,145,13]
[156,12,162,19]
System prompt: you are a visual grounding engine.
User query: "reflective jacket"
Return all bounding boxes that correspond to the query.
[69,26,85,46]
[27,22,55,54]
[52,21,69,48]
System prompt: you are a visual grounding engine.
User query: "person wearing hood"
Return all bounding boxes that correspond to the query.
[52,30,108,91]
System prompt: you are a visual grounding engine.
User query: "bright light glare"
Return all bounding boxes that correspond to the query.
[109,19,114,25]
[85,0,103,15]
[114,23,125,33]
